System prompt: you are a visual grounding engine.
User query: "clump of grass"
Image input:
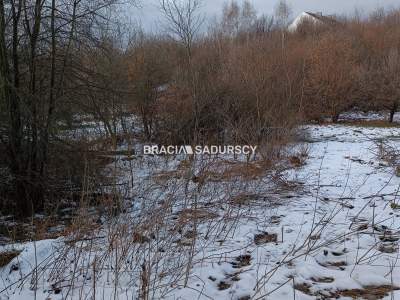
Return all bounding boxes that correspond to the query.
[337,285,399,299]
[0,250,21,267]
[376,140,400,174]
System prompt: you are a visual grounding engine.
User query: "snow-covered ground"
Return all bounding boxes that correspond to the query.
[339,110,400,123]
[1,123,400,300]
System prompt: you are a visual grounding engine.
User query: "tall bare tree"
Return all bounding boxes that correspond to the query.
[160,0,204,142]
[160,0,204,61]
[0,0,138,216]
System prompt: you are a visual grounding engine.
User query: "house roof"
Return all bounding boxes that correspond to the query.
[305,12,339,26]
[288,12,339,31]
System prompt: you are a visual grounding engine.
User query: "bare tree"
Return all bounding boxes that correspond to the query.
[0,0,139,216]
[221,0,240,36]
[274,0,292,28]
[220,0,258,37]
[241,0,257,31]
[159,0,204,142]
[306,32,359,122]
[127,34,171,140]
[160,0,204,61]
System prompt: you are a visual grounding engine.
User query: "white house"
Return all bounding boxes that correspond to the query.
[288,12,338,32]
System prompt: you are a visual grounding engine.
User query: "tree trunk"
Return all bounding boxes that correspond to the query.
[1,0,32,216]
[389,102,397,123]
[41,0,56,175]
[332,113,340,123]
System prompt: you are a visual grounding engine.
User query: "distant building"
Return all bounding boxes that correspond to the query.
[288,12,339,32]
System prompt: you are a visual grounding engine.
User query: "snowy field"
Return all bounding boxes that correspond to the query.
[1,123,400,300]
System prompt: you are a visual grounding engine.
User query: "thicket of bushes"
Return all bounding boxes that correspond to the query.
[1,0,400,217]
[127,2,400,149]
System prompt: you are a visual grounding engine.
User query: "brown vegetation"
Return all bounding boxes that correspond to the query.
[0,250,20,267]
[1,0,400,219]
[127,2,400,150]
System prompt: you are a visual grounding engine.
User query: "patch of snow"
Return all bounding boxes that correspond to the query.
[1,124,400,299]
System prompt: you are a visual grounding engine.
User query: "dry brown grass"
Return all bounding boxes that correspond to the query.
[177,208,218,224]
[0,250,21,267]
[154,158,273,186]
[294,283,399,299]
[337,285,399,299]
[229,193,258,206]
[153,170,185,184]
[194,160,271,183]
[254,232,278,245]
[338,120,400,128]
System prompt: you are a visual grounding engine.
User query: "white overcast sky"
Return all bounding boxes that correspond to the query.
[133,0,400,32]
